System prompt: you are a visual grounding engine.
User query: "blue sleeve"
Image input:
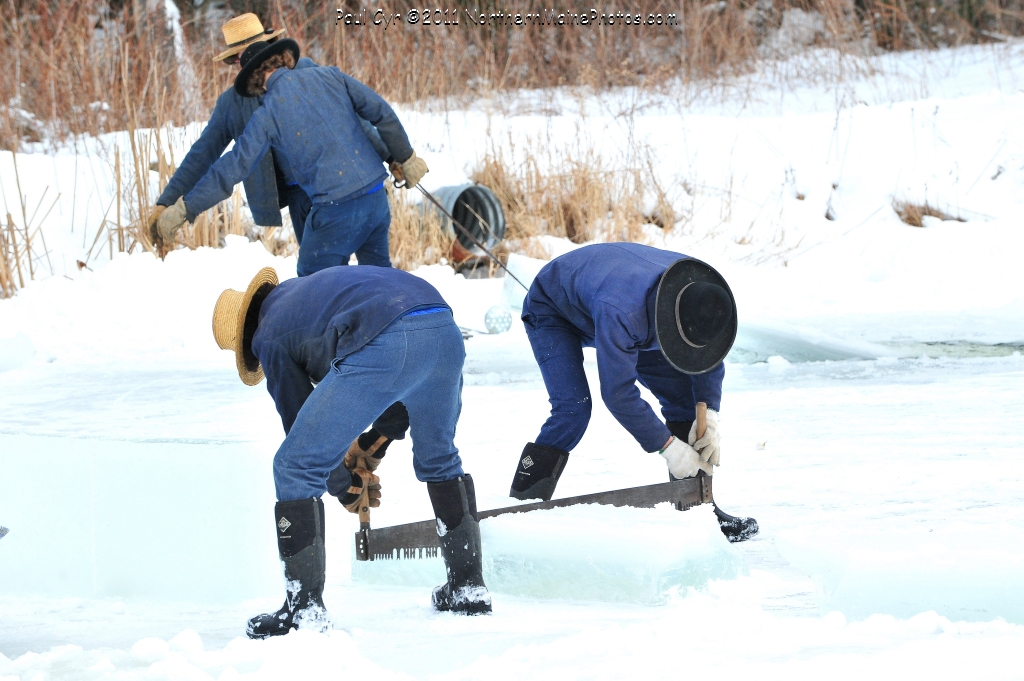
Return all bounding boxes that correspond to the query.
[335,69,414,163]
[260,343,314,434]
[157,97,233,206]
[594,307,674,452]
[360,118,393,163]
[183,109,272,220]
[691,362,724,412]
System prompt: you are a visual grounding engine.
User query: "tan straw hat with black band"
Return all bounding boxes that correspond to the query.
[214,13,286,63]
[212,267,279,385]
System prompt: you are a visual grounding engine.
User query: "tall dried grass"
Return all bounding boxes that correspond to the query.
[470,134,678,258]
[9,0,1021,153]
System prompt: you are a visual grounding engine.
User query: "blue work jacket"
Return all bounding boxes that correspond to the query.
[524,243,725,452]
[184,66,413,220]
[253,267,449,433]
[157,58,394,226]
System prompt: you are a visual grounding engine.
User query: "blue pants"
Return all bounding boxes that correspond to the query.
[282,184,313,246]
[273,311,466,502]
[296,187,390,277]
[525,316,702,452]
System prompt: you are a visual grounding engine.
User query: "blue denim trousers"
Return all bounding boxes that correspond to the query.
[524,315,701,452]
[296,187,391,276]
[281,184,313,246]
[273,310,466,502]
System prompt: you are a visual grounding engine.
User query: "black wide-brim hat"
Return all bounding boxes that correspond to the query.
[655,258,738,374]
[234,38,300,97]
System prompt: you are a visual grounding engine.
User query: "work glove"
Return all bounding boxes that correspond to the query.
[390,151,428,188]
[337,467,381,514]
[342,428,392,473]
[155,196,189,243]
[688,409,721,467]
[147,205,166,244]
[660,436,714,479]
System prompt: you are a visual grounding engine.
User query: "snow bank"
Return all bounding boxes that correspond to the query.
[353,504,744,604]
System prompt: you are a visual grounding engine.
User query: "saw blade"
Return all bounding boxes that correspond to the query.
[359,476,712,561]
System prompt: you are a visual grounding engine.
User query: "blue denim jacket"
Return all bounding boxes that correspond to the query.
[523,243,725,452]
[184,66,413,220]
[157,58,394,226]
[253,266,449,433]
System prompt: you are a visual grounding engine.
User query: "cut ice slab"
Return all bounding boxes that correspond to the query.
[352,504,746,604]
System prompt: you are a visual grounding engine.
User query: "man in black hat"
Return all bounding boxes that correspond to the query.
[157,36,426,274]
[150,13,401,249]
[509,243,758,541]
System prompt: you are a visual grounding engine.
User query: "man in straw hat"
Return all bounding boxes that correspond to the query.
[156,32,427,274]
[213,265,491,637]
[508,243,759,542]
[149,13,406,249]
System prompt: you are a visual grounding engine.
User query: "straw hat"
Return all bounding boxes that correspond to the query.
[654,258,737,375]
[212,267,279,385]
[213,13,286,63]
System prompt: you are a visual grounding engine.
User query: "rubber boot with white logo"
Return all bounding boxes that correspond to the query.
[246,497,330,638]
[509,442,569,501]
[427,475,492,614]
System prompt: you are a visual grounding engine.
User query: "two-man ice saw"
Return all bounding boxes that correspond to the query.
[354,404,716,561]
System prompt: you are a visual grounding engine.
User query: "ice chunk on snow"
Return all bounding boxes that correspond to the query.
[353,503,745,604]
[0,433,281,604]
[775,520,1024,623]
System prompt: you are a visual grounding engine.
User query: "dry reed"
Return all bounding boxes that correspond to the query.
[470,134,677,258]
[8,1,1021,153]
[893,199,965,226]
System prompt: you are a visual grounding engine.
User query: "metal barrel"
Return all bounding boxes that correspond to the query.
[427,184,506,253]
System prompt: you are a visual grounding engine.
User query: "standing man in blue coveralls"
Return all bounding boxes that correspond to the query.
[149,13,399,250]
[155,33,428,274]
[212,266,492,638]
[509,243,759,542]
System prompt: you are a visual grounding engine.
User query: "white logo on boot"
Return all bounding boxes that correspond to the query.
[522,455,534,468]
[277,516,292,532]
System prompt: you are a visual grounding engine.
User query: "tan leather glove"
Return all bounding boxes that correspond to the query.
[688,409,721,467]
[156,196,188,243]
[390,151,428,188]
[338,468,381,513]
[147,205,166,244]
[343,429,391,473]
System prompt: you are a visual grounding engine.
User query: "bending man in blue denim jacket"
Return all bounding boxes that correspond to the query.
[157,38,428,275]
[151,14,396,244]
[509,243,759,542]
[212,266,492,638]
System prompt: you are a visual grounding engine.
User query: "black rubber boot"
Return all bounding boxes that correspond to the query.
[427,475,492,615]
[246,497,330,639]
[666,420,759,543]
[509,442,569,501]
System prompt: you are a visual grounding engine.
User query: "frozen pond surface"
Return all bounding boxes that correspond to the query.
[2,335,1023,677]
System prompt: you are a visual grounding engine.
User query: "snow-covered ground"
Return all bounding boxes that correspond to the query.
[2,44,1024,679]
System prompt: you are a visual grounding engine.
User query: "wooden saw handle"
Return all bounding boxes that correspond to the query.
[358,495,371,529]
[696,402,708,441]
